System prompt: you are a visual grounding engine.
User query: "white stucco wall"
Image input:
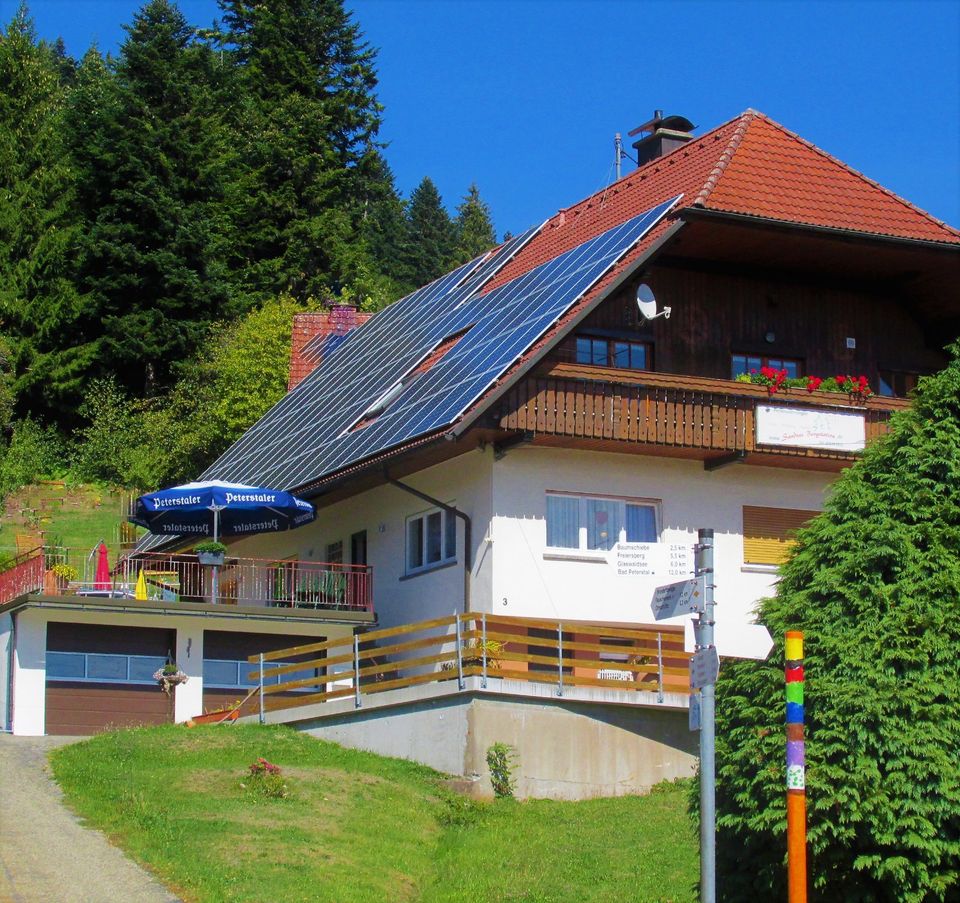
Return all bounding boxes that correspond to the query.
[231,450,495,631]
[0,612,11,731]
[224,444,834,661]
[9,606,344,736]
[486,446,833,658]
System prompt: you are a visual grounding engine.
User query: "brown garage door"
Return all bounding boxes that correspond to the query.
[45,623,176,735]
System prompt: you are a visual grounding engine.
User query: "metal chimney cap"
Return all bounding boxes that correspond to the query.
[629,113,696,138]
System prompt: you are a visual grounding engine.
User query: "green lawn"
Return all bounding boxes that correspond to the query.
[51,725,697,903]
[0,482,141,563]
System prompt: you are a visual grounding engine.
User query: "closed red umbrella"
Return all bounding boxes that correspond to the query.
[94,541,111,590]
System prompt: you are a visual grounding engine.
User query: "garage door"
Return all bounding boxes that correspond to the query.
[45,623,176,735]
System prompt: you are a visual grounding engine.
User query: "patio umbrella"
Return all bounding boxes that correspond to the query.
[130,480,316,605]
[94,541,111,590]
[130,480,316,541]
[135,569,147,600]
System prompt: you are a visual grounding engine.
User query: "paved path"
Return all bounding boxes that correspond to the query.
[0,735,181,903]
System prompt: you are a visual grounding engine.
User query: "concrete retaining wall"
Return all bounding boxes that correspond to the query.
[276,680,697,800]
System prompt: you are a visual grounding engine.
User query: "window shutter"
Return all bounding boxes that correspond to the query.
[742,506,818,565]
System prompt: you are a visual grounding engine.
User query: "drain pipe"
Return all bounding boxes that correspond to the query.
[385,469,472,613]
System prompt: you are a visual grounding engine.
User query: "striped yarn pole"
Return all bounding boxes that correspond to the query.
[785,631,807,903]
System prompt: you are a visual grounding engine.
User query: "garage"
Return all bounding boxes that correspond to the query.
[45,622,176,735]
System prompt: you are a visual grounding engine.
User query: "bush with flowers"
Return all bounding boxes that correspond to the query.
[735,368,873,400]
[241,757,288,799]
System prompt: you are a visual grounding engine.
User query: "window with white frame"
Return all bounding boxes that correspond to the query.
[546,493,659,551]
[406,505,457,574]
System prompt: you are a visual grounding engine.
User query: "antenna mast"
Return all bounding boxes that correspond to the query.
[614,133,622,180]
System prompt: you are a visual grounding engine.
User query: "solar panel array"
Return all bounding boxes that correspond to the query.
[202,197,679,492]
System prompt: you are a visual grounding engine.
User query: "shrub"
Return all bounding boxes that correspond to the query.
[486,743,517,799]
[0,417,66,498]
[242,757,288,800]
[713,346,960,902]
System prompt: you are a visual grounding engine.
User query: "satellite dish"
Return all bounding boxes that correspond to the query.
[636,283,671,321]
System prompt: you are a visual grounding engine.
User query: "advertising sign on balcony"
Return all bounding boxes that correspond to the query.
[756,404,865,452]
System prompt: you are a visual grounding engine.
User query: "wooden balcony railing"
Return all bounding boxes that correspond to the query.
[0,547,373,614]
[248,612,690,714]
[495,366,909,460]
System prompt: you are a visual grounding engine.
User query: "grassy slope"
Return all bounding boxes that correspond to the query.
[51,725,697,903]
[0,482,140,562]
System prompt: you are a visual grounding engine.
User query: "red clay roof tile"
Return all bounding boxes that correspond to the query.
[488,109,959,293]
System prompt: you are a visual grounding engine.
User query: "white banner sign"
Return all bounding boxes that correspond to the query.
[616,543,692,578]
[756,404,865,452]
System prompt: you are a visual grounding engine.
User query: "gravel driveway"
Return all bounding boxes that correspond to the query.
[0,734,181,903]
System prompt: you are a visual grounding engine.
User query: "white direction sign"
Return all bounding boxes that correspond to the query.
[650,575,705,621]
[690,646,720,689]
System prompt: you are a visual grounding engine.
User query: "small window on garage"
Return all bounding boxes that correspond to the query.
[743,506,819,566]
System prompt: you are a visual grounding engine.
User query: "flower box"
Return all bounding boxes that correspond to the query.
[197,550,225,567]
[189,708,240,726]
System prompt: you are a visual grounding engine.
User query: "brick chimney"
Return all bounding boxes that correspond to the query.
[288,304,372,391]
[628,111,696,167]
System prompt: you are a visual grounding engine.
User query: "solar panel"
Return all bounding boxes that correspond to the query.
[202,196,679,492]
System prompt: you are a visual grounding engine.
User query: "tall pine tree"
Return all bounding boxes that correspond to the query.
[0,4,87,418]
[218,0,383,305]
[404,176,456,288]
[67,0,235,397]
[454,183,496,263]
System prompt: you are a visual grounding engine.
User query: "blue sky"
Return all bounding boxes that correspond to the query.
[16,0,960,239]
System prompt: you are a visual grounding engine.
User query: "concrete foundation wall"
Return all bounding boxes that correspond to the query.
[293,682,696,800]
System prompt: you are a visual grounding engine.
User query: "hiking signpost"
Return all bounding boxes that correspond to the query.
[650,528,717,903]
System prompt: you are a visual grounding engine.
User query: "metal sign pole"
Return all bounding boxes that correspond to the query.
[696,527,716,903]
[258,653,265,724]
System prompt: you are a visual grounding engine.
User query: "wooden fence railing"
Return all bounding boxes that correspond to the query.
[495,369,906,459]
[247,613,691,715]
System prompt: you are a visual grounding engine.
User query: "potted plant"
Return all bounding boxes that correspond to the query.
[153,662,188,695]
[51,562,79,594]
[195,540,227,567]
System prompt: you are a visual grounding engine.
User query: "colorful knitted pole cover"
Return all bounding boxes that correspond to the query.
[785,630,807,902]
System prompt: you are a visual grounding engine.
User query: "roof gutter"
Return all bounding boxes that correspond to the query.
[385,469,472,615]
[680,206,960,252]
[449,218,688,439]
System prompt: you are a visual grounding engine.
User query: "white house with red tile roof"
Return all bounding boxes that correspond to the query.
[214,109,957,658]
[3,110,957,753]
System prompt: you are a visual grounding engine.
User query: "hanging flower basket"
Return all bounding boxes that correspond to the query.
[153,664,189,695]
[195,541,227,567]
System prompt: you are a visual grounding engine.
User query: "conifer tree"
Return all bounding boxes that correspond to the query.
[217,0,383,304]
[0,4,87,417]
[404,176,456,288]
[359,151,414,301]
[713,346,960,901]
[67,0,235,397]
[454,183,496,263]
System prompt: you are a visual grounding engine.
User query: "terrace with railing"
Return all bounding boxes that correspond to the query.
[247,612,690,718]
[494,364,910,467]
[0,546,373,615]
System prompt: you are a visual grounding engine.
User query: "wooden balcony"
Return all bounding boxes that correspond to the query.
[0,547,374,618]
[494,364,910,469]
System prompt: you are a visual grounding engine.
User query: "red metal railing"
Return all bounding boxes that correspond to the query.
[115,551,373,612]
[0,546,373,613]
[0,548,45,606]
